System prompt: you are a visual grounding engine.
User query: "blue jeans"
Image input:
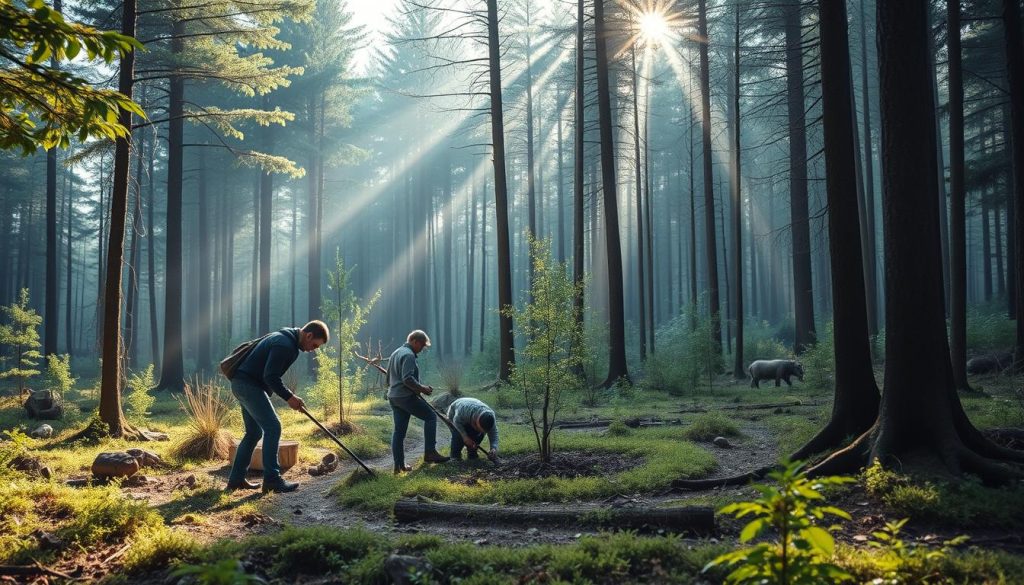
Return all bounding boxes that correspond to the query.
[228,378,283,483]
[389,395,437,468]
[450,428,484,460]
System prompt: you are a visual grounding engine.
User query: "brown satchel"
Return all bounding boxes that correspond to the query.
[219,334,270,380]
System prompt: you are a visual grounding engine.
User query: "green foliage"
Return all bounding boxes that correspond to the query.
[862,518,969,584]
[503,237,585,461]
[317,250,380,427]
[171,559,262,585]
[607,420,632,436]
[125,364,156,422]
[123,527,201,574]
[743,320,792,365]
[681,412,741,442]
[706,459,855,584]
[0,0,143,153]
[963,306,1016,352]
[863,461,1024,529]
[800,321,834,390]
[0,288,43,393]
[646,301,723,394]
[45,353,74,403]
[0,430,33,480]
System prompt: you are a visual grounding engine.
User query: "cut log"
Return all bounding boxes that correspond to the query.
[552,417,684,430]
[392,497,714,534]
[672,400,812,414]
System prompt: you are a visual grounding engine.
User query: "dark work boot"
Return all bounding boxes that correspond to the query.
[225,478,260,492]
[394,464,413,475]
[261,478,299,494]
[423,450,450,464]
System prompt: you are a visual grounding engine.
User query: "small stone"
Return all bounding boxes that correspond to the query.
[30,424,54,439]
[142,430,170,441]
[712,436,733,448]
[573,533,582,539]
[65,477,89,488]
[473,538,488,545]
[91,452,140,479]
[39,466,52,480]
[308,465,322,477]
[853,534,869,542]
[526,527,539,536]
[384,554,432,585]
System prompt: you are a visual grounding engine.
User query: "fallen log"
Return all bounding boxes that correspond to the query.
[672,400,812,414]
[552,417,684,430]
[393,496,714,534]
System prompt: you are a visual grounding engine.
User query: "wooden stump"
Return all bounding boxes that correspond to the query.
[227,440,299,471]
[393,497,715,534]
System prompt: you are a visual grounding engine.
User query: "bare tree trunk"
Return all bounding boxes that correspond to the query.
[258,116,274,336]
[99,0,142,437]
[196,156,211,373]
[65,163,74,355]
[731,3,744,378]
[156,18,186,392]
[1004,0,1024,373]
[594,0,630,386]
[698,0,722,350]
[487,0,515,381]
[573,0,585,339]
[464,180,478,356]
[859,0,879,336]
[125,128,143,370]
[947,0,972,392]
[630,45,647,362]
[250,175,259,337]
[146,124,159,368]
[784,0,816,354]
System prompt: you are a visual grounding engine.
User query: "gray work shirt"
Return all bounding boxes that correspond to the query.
[387,342,420,399]
[447,397,499,450]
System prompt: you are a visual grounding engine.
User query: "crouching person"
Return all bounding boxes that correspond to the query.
[447,397,499,461]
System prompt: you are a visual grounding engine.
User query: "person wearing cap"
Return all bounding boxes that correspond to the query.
[447,396,499,461]
[387,329,450,473]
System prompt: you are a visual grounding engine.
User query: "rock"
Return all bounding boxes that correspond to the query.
[712,437,733,448]
[65,477,90,488]
[384,554,433,585]
[23,390,63,420]
[473,538,488,545]
[91,452,140,479]
[124,475,151,487]
[39,466,52,479]
[307,465,323,477]
[30,424,54,439]
[320,452,339,473]
[141,430,170,441]
[526,527,539,536]
[126,448,165,468]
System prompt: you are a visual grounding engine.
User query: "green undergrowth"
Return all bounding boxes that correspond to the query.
[0,479,167,565]
[116,524,1024,585]
[680,412,741,442]
[331,426,718,511]
[864,461,1024,529]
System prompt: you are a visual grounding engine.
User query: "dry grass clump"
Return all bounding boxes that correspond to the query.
[172,379,233,460]
[436,358,464,396]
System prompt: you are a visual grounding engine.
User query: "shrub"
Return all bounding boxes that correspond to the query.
[964,306,1015,352]
[706,459,855,584]
[45,353,74,404]
[172,558,261,585]
[800,321,835,390]
[682,413,741,442]
[123,526,201,574]
[173,379,233,460]
[607,421,632,436]
[125,364,156,422]
[0,288,43,395]
[646,301,722,395]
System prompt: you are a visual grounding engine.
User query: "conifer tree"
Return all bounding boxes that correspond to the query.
[0,288,43,395]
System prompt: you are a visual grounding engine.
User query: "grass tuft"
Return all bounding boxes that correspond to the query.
[680,412,741,442]
[172,379,234,461]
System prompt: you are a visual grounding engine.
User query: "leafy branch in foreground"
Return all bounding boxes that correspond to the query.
[0,0,143,153]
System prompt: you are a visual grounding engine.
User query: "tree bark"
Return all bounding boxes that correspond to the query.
[156,17,186,392]
[784,0,816,354]
[196,156,212,373]
[948,0,972,392]
[125,128,143,370]
[99,0,142,437]
[731,3,744,378]
[258,117,274,336]
[573,0,585,340]
[146,123,159,369]
[631,45,647,362]
[859,0,879,336]
[486,0,515,382]
[697,0,722,350]
[1004,0,1024,374]
[594,0,630,386]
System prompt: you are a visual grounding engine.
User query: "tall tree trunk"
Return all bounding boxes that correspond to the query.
[44,0,61,357]
[290,181,297,326]
[644,91,655,350]
[307,93,321,375]
[859,0,879,336]
[631,45,647,362]
[573,0,585,339]
[1004,0,1024,373]
[698,0,722,350]
[146,124,159,369]
[1006,107,1017,320]
[125,129,143,370]
[65,163,74,355]
[99,0,141,437]
[464,180,478,356]
[258,120,274,336]
[982,197,993,301]
[995,201,1006,296]
[557,86,567,265]
[594,0,630,386]
[487,0,515,381]
[929,25,953,315]
[250,175,259,337]
[785,0,816,354]
[948,0,972,392]
[156,18,186,392]
[196,156,212,373]
[731,3,744,378]
[810,0,1024,482]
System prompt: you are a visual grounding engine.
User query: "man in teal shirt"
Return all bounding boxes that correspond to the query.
[387,330,450,473]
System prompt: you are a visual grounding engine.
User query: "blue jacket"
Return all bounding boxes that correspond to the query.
[234,328,300,400]
[386,342,420,399]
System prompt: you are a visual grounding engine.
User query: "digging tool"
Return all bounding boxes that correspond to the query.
[354,350,499,463]
[299,407,376,477]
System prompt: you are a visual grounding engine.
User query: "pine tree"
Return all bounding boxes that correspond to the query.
[0,288,43,395]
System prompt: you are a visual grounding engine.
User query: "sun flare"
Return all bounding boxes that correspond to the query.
[638,11,671,44]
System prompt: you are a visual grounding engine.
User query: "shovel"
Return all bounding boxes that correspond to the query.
[354,350,499,464]
[300,407,376,477]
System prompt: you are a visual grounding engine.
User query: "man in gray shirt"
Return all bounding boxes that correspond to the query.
[447,397,499,460]
[387,330,450,473]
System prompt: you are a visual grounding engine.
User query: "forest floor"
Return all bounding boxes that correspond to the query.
[2,370,1024,583]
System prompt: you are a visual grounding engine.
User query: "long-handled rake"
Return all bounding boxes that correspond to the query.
[354,350,499,463]
[300,407,376,477]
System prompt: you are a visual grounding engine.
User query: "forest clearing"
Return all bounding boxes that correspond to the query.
[4,0,1024,581]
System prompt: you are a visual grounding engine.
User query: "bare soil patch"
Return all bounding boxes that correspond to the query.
[454,450,642,484]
